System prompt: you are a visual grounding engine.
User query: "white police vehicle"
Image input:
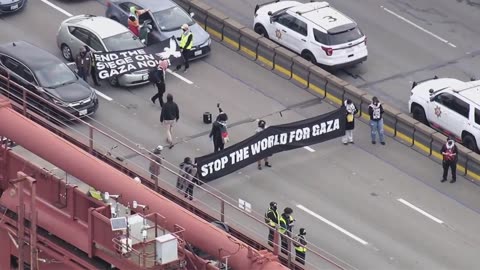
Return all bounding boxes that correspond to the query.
[409,77,480,152]
[253,0,367,68]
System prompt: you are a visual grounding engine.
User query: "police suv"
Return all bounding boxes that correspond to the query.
[253,0,367,68]
[409,77,480,152]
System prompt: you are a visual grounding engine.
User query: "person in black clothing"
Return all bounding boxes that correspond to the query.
[160,94,179,149]
[85,46,100,86]
[441,136,458,183]
[293,228,307,265]
[209,105,228,152]
[264,201,279,247]
[368,96,385,145]
[150,60,169,107]
[184,160,199,200]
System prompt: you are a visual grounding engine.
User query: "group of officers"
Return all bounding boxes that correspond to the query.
[265,202,308,265]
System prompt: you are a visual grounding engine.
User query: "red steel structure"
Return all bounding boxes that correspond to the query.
[0,96,287,269]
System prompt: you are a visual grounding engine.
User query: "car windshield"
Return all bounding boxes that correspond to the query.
[153,6,193,32]
[103,31,144,51]
[328,27,364,45]
[35,63,77,88]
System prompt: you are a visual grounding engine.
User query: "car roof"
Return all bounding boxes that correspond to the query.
[0,41,61,71]
[121,0,177,12]
[70,15,128,38]
[456,82,480,105]
[289,2,356,33]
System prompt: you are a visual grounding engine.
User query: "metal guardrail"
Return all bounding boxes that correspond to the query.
[172,0,480,183]
[0,70,348,269]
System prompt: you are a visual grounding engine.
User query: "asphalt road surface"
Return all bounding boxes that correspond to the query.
[2,0,480,269]
[203,0,480,111]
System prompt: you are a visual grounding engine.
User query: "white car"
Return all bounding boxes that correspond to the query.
[409,77,480,152]
[253,1,367,68]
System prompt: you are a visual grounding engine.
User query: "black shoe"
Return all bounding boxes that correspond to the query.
[380,142,386,145]
[258,164,262,170]
[372,141,376,144]
[169,144,174,149]
[441,178,447,182]
[343,142,348,145]
[450,179,456,183]
[349,141,354,144]
[176,65,181,71]
[189,196,193,201]
[151,97,155,104]
[265,162,272,168]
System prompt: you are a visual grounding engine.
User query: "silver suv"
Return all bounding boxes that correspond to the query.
[56,14,149,87]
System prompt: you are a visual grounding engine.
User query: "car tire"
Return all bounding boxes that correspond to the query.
[411,104,428,125]
[61,44,73,61]
[109,76,119,87]
[462,134,478,152]
[254,24,269,38]
[301,51,317,65]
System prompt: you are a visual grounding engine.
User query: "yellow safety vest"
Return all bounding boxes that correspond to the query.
[88,188,103,201]
[294,235,307,253]
[279,215,293,234]
[180,32,193,50]
[265,209,279,227]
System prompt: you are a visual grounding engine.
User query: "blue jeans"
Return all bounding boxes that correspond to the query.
[370,119,385,143]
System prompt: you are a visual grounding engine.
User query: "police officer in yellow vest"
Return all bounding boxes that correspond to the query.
[264,201,279,247]
[176,24,193,72]
[279,207,295,255]
[293,228,307,265]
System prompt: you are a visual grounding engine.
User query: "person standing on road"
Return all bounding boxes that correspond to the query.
[149,145,163,181]
[264,201,279,247]
[85,46,100,87]
[209,105,229,152]
[293,228,307,265]
[279,207,295,255]
[342,99,358,145]
[75,47,90,82]
[368,96,385,145]
[176,157,193,195]
[256,120,272,169]
[150,60,169,107]
[184,162,199,201]
[176,24,193,73]
[441,136,458,183]
[160,93,179,149]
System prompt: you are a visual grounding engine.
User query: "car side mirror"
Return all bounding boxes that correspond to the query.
[190,12,195,18]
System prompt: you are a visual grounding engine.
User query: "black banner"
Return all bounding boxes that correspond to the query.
[93,37,184,79]
[196,108,346,182]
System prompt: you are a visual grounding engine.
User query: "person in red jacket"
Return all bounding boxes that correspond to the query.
[441,136,458,183]
[128,15,140,36]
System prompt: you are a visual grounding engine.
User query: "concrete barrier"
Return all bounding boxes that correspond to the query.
[174,0,480,179]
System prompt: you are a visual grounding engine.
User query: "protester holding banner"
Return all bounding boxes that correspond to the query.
[160,93,180,149]
[342,99,358,145]
[85,46,100,87]
[176,24,193,73]
[75,47,91,82]
[209,105,229,152]
[256,120,272,170]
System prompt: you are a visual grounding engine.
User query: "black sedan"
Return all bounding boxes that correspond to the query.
[0,41,98,121]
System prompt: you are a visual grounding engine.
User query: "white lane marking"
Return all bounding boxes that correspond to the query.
[397,198,444,224]
[41,0,194,86]
[303,146,315,152]
[297,204,369,245]
[381,6,456,48]
[40,0,73,17]
[166,69,193,85]
[93,89,113,101]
